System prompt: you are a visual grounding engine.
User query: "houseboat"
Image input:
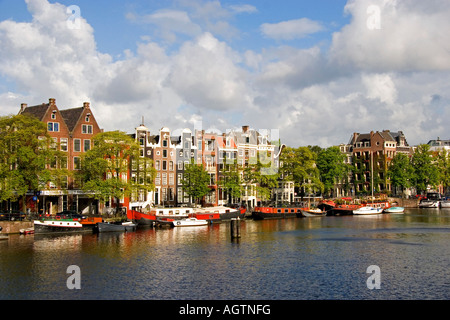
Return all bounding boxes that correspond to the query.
[33,215,102,234]
[129,207,195,226]
[252,204,306,220]
[194,206,246,223]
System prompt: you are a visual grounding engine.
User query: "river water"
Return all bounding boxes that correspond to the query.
[1,208,449,300]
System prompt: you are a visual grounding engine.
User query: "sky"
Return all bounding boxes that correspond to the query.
[0,0,449,148]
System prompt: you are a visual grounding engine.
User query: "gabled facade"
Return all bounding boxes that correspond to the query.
[347,130,412,195]
[175,128,198,205]
[18,98,103,215]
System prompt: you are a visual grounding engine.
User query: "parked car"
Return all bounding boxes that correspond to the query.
[0,211,27,221]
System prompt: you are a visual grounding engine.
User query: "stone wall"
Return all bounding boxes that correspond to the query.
[0,221,33,234]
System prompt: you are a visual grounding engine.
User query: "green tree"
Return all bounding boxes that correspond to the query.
[78,131,155,215]
[436,149,450,194]
[0,114,64,211]
[411,144,439,195]
[279,146,323,199]
[242,159,279,202]
[387,152,413,197]
[218,158,242,204]
[180,160,211,204]
[316,146,348,197]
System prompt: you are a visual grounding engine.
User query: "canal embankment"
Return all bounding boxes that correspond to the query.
[0,221,33,235]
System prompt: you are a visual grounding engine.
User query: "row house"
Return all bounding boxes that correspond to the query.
[176,128,198,205]
[130,123,281,209]
[347,130,412,195]
[18,98,103,214]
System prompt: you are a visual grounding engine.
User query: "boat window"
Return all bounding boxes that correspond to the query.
[277,209,282,213]
[226,210,230,213]
[159,211,163,214]
[169,210,173,215]
[186,210,190,213]
[175,210,180,214]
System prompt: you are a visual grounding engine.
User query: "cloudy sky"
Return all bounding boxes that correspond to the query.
[0,0,449,147]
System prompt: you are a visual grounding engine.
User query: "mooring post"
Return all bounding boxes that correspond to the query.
[231,217,241,239]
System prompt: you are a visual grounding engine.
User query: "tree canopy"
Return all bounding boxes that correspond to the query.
[78,130,155,212]
[0,114,65,210]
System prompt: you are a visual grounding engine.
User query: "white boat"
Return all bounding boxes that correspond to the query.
[384,207,405,214]
[418,200,439,208]
[439,200,450,208]
[353,206,383,215]
[301,208,327,217]
[172,218,209,227]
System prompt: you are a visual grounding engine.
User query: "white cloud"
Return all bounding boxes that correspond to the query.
[229,4,258,14]
[330,0,450,72]
[261,18,325,40]
[1,0,450,149]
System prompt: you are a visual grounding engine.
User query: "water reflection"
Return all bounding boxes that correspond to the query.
[1,208,449,300]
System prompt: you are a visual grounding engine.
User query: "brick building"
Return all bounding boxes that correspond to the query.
[18,98,103,214]
[348,130,412,195]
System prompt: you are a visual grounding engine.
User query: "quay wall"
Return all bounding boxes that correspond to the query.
[0,221,33,234]
[388,198,419,208]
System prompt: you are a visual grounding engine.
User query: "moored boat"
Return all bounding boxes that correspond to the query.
[252,205,305,220]
[384,206,405,213]
[129,207,195,226]
[172,217,209,227]
[194,205,246,222]
[20,228,35,235]
[330,204,362,215]
[353,206,383,215]
[418,199,440,208]
[34,219,93,234]
[440,199,450,208]
[96,221,137,233]
[300,208,327,217]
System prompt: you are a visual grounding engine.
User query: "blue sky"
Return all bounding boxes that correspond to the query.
[0,0,449,147]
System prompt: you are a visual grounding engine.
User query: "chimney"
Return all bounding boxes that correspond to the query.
[20,103,27,113]
[83,102,90,109]
[242,125,249,133]
[49,98,56,105]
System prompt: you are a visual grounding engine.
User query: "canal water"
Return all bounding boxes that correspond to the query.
[0,208,449,300]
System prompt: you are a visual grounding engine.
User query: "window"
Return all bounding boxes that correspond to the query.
[60,138,68,151]
[169,173,174,185]
[82,124,93,134]
[74,157,81,170]
[163,161,167,170]
[155,160,160,170]
[162,173,167,185]
[163,140,168,147]
[84,139,91,152]
[163,149,167,158]
[48,122,59,132]
[74,139,81,152]
[60,157,68,169]
[169,161,173,170]
[178,161,183,170]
